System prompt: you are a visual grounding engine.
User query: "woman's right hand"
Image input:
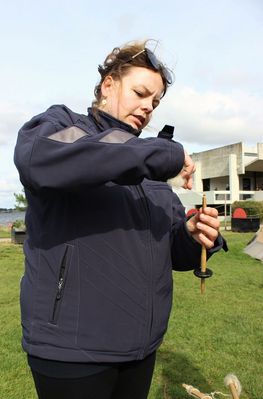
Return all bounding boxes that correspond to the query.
[180,151,196,189]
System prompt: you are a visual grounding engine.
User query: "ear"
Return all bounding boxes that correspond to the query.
[101,76,115,97]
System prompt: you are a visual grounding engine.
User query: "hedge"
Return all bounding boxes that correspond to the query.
[232,200,263,221]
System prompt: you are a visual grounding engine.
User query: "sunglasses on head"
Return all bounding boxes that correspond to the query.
[129,47,173,84]
[99,46,173,85]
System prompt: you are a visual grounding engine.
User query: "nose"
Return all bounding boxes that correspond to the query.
[141,100,153,113]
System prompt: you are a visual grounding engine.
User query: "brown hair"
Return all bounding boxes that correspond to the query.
[93,40,174,108]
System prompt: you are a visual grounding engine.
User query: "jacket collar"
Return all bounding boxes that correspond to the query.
[87,107,141,136]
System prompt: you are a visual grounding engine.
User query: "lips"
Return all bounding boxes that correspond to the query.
[132,115,145,128]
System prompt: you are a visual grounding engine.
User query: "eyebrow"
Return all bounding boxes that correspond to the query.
[136,85,161,102]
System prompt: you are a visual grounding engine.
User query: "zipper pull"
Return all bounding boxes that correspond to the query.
[56,277,64,300]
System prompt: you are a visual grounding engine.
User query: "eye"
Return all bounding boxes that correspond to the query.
[134,90,144,97]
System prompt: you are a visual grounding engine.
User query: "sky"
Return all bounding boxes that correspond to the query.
[0,0,262,208]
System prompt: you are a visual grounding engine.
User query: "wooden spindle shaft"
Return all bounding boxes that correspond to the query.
[200,194,207,294]
[228,383,240,399]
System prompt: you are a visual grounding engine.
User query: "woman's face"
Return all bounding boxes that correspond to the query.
[100,67,164,130]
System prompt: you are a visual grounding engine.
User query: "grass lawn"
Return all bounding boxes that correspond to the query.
[0,243,35,398]
[0,225,11,239]
[0,231,262,398]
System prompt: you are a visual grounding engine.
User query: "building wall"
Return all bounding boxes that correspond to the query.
[210,176,229,190]
[191,142,244,180]
[257,143,263,159]
[174,142,263,209]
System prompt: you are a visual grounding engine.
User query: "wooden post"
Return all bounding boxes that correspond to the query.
[228,383,240,399]
[182,384,210,398]
[224,374,242,399]
[201,194,207,295]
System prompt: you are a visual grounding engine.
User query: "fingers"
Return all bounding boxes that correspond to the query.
[181,151,195,189]
[196,232,217,249]
[183,151,196,175]
[182,174,193,190]
[187,206,220,248]
[200,206,218,218]
[199,207,219,227]
[196,225,219,247]
[196,207,220,248]
[178,150,220,248]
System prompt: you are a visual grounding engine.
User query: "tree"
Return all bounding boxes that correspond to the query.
[14,188,27,211]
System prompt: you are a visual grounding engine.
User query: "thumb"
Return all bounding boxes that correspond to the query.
[186,212,200,234]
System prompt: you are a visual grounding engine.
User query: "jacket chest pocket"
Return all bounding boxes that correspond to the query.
[50,244,73,324]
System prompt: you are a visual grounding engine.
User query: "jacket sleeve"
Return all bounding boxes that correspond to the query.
[14,105,185,191]
[170,194,227,271]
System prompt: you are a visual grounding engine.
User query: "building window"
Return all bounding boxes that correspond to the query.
[242,178,251,200]
[242,178,251,190]
[203,178,210,191]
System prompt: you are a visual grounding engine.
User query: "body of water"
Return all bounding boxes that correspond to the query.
[0,211,26,226]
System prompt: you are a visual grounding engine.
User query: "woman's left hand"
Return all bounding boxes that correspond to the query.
[186,207,220,249]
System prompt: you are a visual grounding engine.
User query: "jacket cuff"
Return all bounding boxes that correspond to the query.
[184,222,229,257]
[208,234,228,255]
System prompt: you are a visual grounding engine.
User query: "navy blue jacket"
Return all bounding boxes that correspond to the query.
[14,105,223,363]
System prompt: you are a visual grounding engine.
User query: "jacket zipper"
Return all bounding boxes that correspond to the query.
[135,184,154,359]
[51,245,70,324]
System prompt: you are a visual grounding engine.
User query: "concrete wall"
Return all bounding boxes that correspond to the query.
[191,142,244,180]
[210,176,229,190]
[258,143,263,159]
[178,142,263,208]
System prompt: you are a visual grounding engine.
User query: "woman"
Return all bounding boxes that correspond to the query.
[14,40,224,399]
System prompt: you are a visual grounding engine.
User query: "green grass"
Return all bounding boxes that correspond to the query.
[149,231,263,399]
[0,243,35,398]
[0,225,11,238]
[0,232,263,398]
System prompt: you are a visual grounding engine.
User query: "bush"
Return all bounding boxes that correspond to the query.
[14,189,27,211]
[12,219,26,230]
[232,200,263,221]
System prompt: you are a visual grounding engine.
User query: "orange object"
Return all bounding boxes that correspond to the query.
[232,207,247,219]
[186,208,198,218]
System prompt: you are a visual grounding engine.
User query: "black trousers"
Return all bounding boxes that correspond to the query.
[31,352,156,399]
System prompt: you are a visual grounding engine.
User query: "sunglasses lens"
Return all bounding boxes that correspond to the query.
[145,49,172,84]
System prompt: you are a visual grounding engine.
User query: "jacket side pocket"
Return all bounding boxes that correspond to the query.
[50,244,73,324]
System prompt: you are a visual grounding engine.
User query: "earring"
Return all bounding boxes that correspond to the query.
[101,98,107,106]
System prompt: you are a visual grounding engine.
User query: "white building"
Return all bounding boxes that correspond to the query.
[172,142,263,215]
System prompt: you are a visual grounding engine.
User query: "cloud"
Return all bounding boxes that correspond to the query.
[0,178,19,194]
[0,174,23,209]
[213,70,261,91]
[151,86,263,147]
[0,103,33,146]
[0,97,92,148]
